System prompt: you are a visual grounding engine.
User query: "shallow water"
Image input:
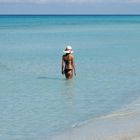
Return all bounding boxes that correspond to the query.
[0,15,140,140]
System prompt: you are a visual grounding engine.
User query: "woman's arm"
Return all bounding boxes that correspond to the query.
[61,56,65,74]
[72,56,76,76]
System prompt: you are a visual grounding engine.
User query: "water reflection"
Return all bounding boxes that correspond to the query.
[37,76,64,81]
[61,79,76,113]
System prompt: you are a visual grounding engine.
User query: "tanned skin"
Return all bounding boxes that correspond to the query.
[61,53,76,79]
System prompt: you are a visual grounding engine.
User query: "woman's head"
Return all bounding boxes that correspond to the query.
[63,45,73,54]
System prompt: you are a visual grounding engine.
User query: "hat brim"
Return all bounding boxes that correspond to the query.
[63,50,74,54]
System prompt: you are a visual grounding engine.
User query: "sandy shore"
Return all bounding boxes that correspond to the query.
[50,105,140,140]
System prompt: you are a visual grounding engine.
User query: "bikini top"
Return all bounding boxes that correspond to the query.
[64,55,72,65]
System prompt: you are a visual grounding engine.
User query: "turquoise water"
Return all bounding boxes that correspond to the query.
[0,15,140,140]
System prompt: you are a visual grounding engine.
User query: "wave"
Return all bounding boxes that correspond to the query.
[49,96,140,140]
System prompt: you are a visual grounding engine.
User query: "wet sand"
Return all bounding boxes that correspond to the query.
[50,108,140,140]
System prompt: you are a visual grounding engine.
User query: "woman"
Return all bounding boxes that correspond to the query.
[61,46,76,79]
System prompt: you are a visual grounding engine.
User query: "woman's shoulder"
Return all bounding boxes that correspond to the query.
[63,54,74,59]
[62,54,66,57]
[70,54,74,58]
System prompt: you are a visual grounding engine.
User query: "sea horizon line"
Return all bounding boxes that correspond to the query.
[0,14,140,16]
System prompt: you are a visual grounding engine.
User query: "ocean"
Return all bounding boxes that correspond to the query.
[0,15,140,140]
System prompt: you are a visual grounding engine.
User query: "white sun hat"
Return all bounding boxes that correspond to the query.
[63,45,74,54]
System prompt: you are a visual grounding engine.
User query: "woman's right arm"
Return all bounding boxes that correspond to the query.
[61,56,65,74]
